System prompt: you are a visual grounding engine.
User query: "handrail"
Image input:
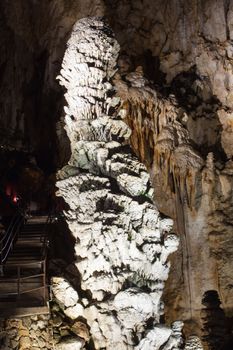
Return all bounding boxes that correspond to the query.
[40,213,55,259]
[0,214,25,263]
[0,273,44,282]
[0,211,21,244]
[1,215,23,249]
[1,211,53,266]
[0,212,54,307]
[15,261,47,305]
[19,286,47,295]
[0,286,48,297]
[0,261,47,302]
[20,273,44,281]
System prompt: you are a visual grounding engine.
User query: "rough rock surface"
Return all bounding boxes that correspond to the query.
[184,336,204,350]
[104,2,233,346]
[105,0,233,110]
[113,28,233,347]
[0,315,53,350]
[56,17,182,350]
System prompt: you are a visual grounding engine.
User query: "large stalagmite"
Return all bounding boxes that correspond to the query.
[55,17,183,349]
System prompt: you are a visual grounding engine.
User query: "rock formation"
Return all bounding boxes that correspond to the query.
[56,17,182,350]
[110,10,233,345]
[0,315,53,350]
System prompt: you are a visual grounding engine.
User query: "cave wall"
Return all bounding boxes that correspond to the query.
[103,1,233,344]
[105,0,233,108]
[0,0,104,170]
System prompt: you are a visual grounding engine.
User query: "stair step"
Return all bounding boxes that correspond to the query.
[4,261,42,270]
[27,216,48,222]
[15,243,44,248]
[7,258,42,262]
[10,247,42,251]
[11,245,42,248]
[23,226,46,230]
[2,272,43,279]
[6,257,43,260]
[0,213,50,311]
[10,254,42,257]
[0,277,43,284]
[0,305,49,317]
[9,256,42,260]
[20,232,45,234]
[7,257,43,261]
[9,253,42,257]
[9,251,42,254]
[17,238,45,242]
[9,251,42,256]
[10,250,42,253]
[19,234,45,238]
[19,231,45,234]
[21,226,46,229]
[8,259,42,262]
[21,231,45,234]
[0,280,43,292]
[17,240,45,244]
[8,255,43,259]
[7,259,42,262]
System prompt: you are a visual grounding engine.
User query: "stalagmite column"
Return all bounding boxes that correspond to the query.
[55,17,182,349]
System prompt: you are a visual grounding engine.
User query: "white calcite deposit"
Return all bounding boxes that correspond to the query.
[55,17,182,349]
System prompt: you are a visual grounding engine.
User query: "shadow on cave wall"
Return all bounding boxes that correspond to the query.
[201,290,233,350]
[0,1,71,175]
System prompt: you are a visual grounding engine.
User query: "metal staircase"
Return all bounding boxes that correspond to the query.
[0,214,51,317]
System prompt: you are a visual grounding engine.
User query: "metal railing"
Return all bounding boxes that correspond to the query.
[40,213,54,259]
[0,261,47,306]
[15,213,54,305]
[16,260,47,305]
[0,212,54,307]
[0,212,25,263]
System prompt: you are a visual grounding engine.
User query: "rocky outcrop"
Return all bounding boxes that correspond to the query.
[55,17,182,350]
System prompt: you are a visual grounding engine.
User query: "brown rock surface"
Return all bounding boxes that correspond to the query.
[114,67,233,343]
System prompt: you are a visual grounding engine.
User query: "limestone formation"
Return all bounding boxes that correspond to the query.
[184,336,204,350]
[56,17,181,350]
[113,47,233,343]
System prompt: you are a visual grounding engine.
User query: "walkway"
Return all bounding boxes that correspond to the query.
[0,215,50,317]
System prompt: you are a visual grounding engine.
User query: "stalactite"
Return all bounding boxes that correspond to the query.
[115,73,204,215]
